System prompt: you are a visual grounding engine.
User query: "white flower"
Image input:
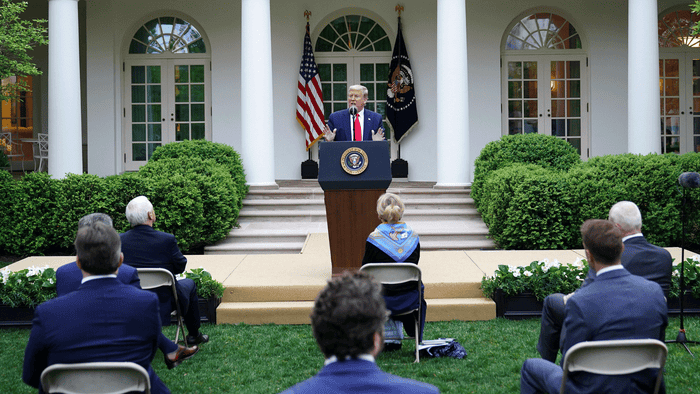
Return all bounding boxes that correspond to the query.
[691,255,700,262]
[513,270,521,278]
[523,271,533,277]
[507,265,518,274]
[572,257,585,269]
[0,268,9,285]
[48,278,54,285]
[175,273,186,280]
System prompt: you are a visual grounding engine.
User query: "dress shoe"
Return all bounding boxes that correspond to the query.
[164,345,199,370]
[186,333,209,345]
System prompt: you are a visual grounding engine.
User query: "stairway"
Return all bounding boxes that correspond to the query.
[204,181,496,254]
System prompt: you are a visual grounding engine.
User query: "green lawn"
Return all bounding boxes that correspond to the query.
[2,317,699,393]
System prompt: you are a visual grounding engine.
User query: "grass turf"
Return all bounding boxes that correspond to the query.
[2,317,699,393]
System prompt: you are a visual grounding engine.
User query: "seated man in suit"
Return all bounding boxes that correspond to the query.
[536,201,673,363]
[23,222,170,394]
[120,196,208,345]
[521,219,668,394]
[323,84,385,142]
[55,213,198,369]
[279,271,440,394]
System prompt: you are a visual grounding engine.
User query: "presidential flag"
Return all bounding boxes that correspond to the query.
[386,17,418,143]
[296,22,325,150]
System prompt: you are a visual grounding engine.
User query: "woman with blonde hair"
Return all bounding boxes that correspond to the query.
[362,192,426,348]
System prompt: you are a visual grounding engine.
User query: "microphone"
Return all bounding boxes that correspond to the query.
[678,172,700,188]
[349,105,358,116]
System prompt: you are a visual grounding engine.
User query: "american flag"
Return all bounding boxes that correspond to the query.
[296,23,325,150]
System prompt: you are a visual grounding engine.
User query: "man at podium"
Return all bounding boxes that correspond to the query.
[323,85,385,142]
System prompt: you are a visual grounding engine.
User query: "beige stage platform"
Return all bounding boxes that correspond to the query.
[8,235,694,325]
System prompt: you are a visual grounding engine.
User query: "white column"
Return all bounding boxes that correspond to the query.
[436,0,469,187]
[241,0,276,187]
[48,0,82,177]
[628,0,660,154]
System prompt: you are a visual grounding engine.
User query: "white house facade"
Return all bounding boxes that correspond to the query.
[10,0,699,186]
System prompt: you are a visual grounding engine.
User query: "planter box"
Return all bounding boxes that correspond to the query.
[169,297,221,325]
[0,304,35,328]
[667,291,700,317]
[493,288,543,320]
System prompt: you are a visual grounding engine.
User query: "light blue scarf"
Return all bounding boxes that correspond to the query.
[367,223,419,262]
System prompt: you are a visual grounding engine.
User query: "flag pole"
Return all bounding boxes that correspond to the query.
[390,4,410,179]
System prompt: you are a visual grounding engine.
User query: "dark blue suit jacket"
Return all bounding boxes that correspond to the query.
[120,225,188,325]
[55,262,140,296]
[22,278,169,394]
[279,359,439,393]
[561,268,668,394]
[327,109,384,141]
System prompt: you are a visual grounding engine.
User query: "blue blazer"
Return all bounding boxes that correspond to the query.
[327,109,384,141]
[561,268,668,394]
[120,225,188,325]
[55,261,140,296]
[22,278,169,394]
[280,359,439,393]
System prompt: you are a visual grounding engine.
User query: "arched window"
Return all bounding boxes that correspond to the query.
[129,17,206,54]
[501,12,588,158]
[658,8,700,154]
[123,15,210,171]
[314,14,391,137]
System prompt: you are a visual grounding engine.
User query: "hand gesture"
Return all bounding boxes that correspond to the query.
[323,123,336,141]
[371,127,385,141]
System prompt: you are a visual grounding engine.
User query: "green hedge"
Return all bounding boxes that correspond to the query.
[473,134,700,249]
[0,141,246,256]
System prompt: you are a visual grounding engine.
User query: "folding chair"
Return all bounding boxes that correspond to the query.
[1,132,25,171]
[136,268,188,347]
[360,263,423,363]
[40,362,150,394]
[560,339,668,394]
[34,133,48,172]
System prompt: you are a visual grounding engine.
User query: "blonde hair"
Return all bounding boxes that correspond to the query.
[376,193,404,224]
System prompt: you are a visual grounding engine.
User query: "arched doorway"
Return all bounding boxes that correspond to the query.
[501,11,589,158]
[122,15,211,171]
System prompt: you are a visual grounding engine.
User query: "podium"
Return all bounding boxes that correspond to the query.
[318,141,392,275]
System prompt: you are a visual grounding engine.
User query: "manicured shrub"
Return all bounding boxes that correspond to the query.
[472,134,580,211]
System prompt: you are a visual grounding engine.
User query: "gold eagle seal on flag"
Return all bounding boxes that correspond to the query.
[340,147,369,175]
[387,64,413,103]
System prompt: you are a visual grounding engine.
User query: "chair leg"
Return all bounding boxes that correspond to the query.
[414,318,420,363]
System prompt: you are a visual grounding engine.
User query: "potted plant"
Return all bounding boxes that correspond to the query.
[481,258,589,319]
[178,268,225,324]
[0,266,56,326]
[668,256,700,316]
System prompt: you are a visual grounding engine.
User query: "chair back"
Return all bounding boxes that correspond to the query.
[360,263,421,285]
[38,133,49,156]
[560,339,667,394]
[40,362,150,394]
[137,268,176,290]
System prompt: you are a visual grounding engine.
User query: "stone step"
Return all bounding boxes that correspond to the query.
[205,241,305,255]
[420,239,497,250]
[216,297,496,325]
[241,197,474,210]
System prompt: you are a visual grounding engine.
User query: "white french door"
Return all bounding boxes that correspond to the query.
[502,55,589,158]
[659,53,700,154]
[123,59,210,171]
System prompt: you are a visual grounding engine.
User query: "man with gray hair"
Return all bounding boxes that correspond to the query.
[535,201,673,363]
[279,271,439,394]
[55,212,199,369]
[323,84,385,142]
[120,196,209,345]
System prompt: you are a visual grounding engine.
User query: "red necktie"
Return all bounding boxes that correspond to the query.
[354,115,362,141]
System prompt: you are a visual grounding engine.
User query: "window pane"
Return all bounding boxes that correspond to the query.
[188,40,206,53]
[147,85,161,103]
[324,103,332,117]
[132,124,146,141]
[333,64,347,81]
[175,85,189,102]
[191,85,204,102]
[191,65,204,83]
[551,61,565,79]
[132,105,145,122]
[333,102,345,112]
[333,84,347,101]
[551,119,566,136]
[568,119,581,136]
[665,98,679,115]
[524,62,537,78]
[567,100,581,117]
[361,63,374,81]
[552,100,566,117]
[147,66,160,84]
[365,102,374,111]
[131,66,145,84]
[568,138,581,153]
[376,64,389,80]
[524,81,537,98]
[176,124,190,141]
[366,83,375,100]
[174,66,189,83]
[508,81,522,99]
[148,124,161,141]
[148,143,160,158]
[508,119,523,134]
[133,144,146,161]
[132,86,145,103]
[524,119,538,133]
[568,80,580,98]
[665,59,679,77]
[375,37,391,51]
[147,105,161,122]
[508,62,522,79]
[322,83,331,101]
[375,102,386,117]
[665,79,679,96]
[176,104,189,121]
[192,123,205,139]
[129,40,147,54]
[523,100,538,117]
[551,81,565,98]
[376,85,386,101]
[191,104,205,121]
[508,100,522,117]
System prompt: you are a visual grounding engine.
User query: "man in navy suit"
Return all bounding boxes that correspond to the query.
[536,201,673,363]
[323,85,385,142]
[521,219,668,394]
[120,196,209,345]
[279,271,439,394]
[23,222,170,394]
[55,213,198,369]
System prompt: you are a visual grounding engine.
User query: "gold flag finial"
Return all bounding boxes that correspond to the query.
[395,4,404,17]
[304,10,311,22]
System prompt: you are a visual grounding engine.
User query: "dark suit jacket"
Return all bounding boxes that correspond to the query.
[22,278,169,394]
[327,108,384,141]
[581,235,673,296]
[279,359,439,393]
[120,225,188,325]
[561,268,668,394]
[55,261,140,296]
